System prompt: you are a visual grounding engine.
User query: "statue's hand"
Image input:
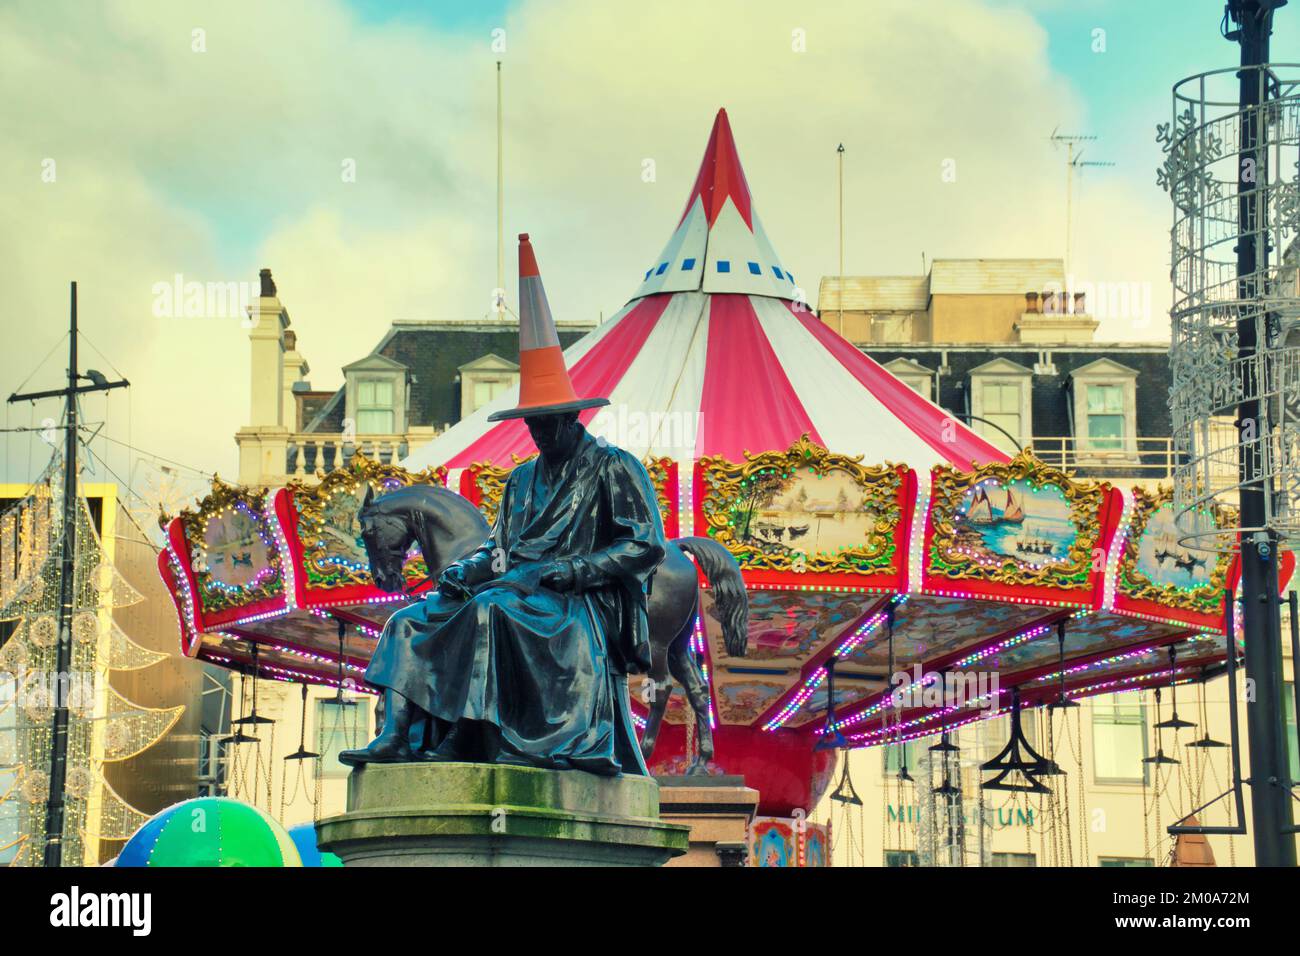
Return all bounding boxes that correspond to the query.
[539,559,576,592]
[436,563,472,600]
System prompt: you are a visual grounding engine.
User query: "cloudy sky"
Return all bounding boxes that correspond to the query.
[2,0,1294,495]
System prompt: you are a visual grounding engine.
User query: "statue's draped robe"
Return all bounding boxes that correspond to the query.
[365,431,665,776]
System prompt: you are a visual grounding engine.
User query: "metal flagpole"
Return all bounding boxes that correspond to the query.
[497,60,505,318]
[836,143,845,336]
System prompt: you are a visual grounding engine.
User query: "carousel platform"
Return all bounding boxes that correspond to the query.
[316,762,688,867]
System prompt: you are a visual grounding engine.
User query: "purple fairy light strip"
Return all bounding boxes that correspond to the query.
[761,600,901,732]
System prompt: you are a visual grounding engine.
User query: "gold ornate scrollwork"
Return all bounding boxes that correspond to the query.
[179,477,283,611]
[1117,486,1233,612]
[473,454,673,529]
[643,456,675,527]
[289,452,447,589]
[468,454,535,527]
[927,449,1105,590]
[697,434,902,575]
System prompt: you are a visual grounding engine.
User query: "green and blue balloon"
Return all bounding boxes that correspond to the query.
[116,797,302,867]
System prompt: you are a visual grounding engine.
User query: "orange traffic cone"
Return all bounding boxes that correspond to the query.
[488,233,610,422]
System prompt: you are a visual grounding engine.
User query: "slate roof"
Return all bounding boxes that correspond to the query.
[302,319,593,434]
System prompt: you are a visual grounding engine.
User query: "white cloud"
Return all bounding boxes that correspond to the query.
[0,0,1172,486]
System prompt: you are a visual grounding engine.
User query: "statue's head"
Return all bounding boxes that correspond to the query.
[525,411,581,460]
[357,485,413,593]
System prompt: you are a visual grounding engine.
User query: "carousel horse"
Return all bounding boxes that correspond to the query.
[356,483,749,774]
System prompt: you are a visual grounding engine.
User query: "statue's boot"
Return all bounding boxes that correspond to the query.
[428,721,474,761]
[416,717,453,760]
[429,719,502,763]
[338,690,415,766]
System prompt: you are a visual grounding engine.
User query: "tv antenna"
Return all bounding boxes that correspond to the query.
[1049,129,1114,275]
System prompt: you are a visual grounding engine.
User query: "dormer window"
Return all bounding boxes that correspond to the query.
[355,379,395,433]
[343,353,409,436]
[969,358,1033,455]
[459,353,520,419]
[1070,358,1138,459]
[882,358,934,400]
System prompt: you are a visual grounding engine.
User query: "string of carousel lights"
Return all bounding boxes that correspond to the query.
[761,601,899,731]
[906,476,932,591]
[1101,489,1135,610]
[202,652,378,693]
[844,666,1199,750]
[825,609,1089,734]
[689,611,716,729]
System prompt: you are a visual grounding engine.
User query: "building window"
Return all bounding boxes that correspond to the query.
[1092,693,1149,784]
[1085,384,1125,449]
[969,359,1032,454]
[980,710,1038,764]
[991,852,1036,867]
[470,378,512,414]
[1070,359,1138,457]
[316,699,369,779]
[355,378,395,434]
[459,355,520,419]
[1099,856,1154,867]
[884,849,919,867]
[982,382,1025,450]
[343,354,408,436]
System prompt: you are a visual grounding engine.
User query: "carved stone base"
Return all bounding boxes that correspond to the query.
[316,762,688,867]
[654,775,760,867]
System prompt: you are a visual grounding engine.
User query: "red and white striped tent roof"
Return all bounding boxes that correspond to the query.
[161,108,1272,816]
[403,109,1008,478]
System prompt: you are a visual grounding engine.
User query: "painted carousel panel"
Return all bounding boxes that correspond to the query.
[710,676,790,725]
[708,588,879,665]
[924,451,1113,603]
[167,480,286,628]
[278,454,447,605]
[1113,487,1236,626]
[696,436,909,587]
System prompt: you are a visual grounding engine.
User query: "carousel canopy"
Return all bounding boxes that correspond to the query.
[402,108,1007,474]
[160,108,1288,815]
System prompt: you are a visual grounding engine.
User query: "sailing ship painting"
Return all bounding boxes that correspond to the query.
[967,486,1024,526]
[955,479,1075,564]
[1136,505,1216,587]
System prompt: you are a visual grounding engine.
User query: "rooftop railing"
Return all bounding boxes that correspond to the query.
[1029,433,1241,485]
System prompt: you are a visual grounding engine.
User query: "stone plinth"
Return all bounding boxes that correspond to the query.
[655,775,760,867]
[316,762,688,867]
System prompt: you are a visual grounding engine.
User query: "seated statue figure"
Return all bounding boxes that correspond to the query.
[341,233,663,777]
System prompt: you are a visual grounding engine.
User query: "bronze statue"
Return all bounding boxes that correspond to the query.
[339,423,748,774]
[340,233,748,775]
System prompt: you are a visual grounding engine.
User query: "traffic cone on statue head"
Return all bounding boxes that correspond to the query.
[487,233,610,421]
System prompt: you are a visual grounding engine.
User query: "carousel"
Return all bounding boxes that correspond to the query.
[158,110,1290,862]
